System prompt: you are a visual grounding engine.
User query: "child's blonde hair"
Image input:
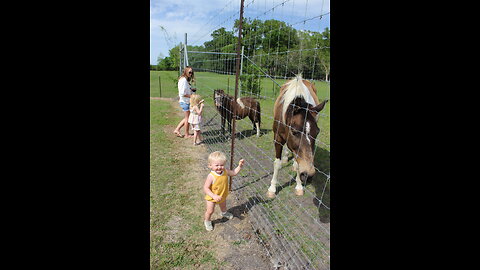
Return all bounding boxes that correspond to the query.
[190,94,202,108]
[208,151,227,165]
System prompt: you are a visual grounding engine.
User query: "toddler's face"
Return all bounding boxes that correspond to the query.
[209,160,225,174]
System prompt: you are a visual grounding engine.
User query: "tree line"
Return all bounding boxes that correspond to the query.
[157,18,330,82]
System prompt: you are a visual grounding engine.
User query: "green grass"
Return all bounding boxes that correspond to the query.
[150,70,180,98]
[150,99,223,269]
[150,70,330,150]
[150,70,331,268]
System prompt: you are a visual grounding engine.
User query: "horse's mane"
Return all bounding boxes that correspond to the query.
[280,74,316,123]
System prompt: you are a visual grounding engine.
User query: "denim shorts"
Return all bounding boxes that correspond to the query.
[179,102,190,111]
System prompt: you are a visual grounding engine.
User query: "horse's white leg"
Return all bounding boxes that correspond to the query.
[281,148,289,164]
[267,158,282,198]
[255,122,260,137]
[292,159,298,171]
[293,160,304,196]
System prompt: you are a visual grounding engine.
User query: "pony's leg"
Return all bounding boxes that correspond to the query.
[267,141,284,198]
[293,160,304,196]
[228,112,233,134]
[248,114,260,137]
[221,112,225,135]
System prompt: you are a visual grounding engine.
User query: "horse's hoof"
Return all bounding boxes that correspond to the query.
[267,191,276,198]
[295,189,304,196]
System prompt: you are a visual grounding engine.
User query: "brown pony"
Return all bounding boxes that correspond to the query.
[267,75,328,198]
[213,89,261,137]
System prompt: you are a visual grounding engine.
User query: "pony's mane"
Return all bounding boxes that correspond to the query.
[281,74,316,123]
[216,89,247,109]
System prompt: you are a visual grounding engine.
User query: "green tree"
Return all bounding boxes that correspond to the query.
[158,56,174,70]
[168,45,181,71]
[319,28,330,81]
[202,27,236,73]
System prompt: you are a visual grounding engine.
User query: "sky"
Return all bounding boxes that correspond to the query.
[150,0,330,65]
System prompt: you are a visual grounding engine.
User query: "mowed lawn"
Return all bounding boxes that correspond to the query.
[150,99,223,269]
[150,71,331,268]
[150,70,330,149]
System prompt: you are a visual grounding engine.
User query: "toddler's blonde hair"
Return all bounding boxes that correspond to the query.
[208,151,227,165]
[190,94,202,108]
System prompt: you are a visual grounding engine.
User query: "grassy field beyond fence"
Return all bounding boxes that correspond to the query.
[150,70,330,100]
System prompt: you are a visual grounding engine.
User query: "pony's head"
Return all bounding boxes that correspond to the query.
[213,89,225,107]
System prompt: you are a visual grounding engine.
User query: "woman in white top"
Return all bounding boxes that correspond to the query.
[173,66,197,138]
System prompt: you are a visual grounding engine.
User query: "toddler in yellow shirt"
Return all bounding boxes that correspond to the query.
[203,151,245,231]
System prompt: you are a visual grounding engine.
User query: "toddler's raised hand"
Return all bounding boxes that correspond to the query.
[238,159,245,167]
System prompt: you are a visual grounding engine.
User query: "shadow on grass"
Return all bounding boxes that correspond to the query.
[311,147,330,223]
[202,128,271,145]
[268,147,330,224]
[211,196,273,226]
[231,173,273,192]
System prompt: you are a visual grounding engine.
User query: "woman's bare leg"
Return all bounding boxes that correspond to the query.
[174,119,185,136]
[184,111,192,137]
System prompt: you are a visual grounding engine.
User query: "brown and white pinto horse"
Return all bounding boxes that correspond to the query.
[267,75,328,198]
[213,89,261,137]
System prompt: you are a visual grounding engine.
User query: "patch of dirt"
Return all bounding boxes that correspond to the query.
[159,99,272,270]
[150,97,177,101]
[162,215,187,243]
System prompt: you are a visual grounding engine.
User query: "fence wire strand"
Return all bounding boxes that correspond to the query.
[182,0,330,269]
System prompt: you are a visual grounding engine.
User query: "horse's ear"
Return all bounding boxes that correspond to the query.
[309,99,329,119]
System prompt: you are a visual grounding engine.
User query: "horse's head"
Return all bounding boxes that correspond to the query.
[284,97,328,181]
[213,89,225,108]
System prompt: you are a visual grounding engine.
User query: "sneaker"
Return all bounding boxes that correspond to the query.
[221,212,234,220]
[204,220,213,231]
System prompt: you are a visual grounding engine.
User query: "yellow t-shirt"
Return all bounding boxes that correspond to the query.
[205,170,229,204]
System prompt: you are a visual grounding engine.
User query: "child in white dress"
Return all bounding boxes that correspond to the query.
[188,94,204,145]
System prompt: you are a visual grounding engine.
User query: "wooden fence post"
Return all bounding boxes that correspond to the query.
[158,75,162,97]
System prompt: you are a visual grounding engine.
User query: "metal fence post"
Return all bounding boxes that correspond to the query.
[240,45,244,95]
[229,0,245,191]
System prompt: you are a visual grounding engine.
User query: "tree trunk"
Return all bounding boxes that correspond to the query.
[322,63,329,82]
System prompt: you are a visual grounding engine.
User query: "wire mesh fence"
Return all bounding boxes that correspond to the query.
[184,0,330,269]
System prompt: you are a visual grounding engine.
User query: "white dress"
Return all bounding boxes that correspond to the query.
[188,106,202,130]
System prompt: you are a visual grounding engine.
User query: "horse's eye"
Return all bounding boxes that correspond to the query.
[291,129,301,136]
